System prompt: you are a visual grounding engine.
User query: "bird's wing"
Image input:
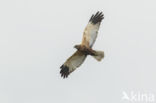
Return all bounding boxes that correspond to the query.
[81,11,104,48]
[60,51,87,78]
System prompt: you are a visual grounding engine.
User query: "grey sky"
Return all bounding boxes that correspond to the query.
[0,0,156,103]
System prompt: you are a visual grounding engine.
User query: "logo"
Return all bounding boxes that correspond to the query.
[122,91,155,102]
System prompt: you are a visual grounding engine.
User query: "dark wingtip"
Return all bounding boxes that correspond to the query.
[89,11,104,24]
[60,65,70,78]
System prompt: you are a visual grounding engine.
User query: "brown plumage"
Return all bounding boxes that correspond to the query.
[60,11,104,78]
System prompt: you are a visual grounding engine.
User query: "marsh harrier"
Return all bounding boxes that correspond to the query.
[60,11,104,78]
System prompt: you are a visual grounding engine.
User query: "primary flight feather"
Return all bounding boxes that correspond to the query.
[60,11,104,78]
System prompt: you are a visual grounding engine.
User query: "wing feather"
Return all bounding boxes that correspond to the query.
[81,11,104,48]
[60,51,87,78]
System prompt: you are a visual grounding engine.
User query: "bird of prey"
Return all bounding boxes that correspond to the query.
[60,11,104,78]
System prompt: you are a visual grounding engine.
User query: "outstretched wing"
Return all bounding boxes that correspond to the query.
[81,11,104,48]
[60,51,87,78]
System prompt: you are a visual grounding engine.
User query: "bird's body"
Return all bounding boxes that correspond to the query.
[60,11,104,78]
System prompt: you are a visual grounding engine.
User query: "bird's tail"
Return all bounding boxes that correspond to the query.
[92,50,104,61]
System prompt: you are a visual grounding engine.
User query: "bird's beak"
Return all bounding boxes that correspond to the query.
[74,45,77,49]
[74,45,80,49]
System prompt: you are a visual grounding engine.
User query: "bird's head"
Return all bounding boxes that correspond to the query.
[74,45,81,50]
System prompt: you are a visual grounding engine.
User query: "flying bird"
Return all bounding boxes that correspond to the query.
[60,11,104,78]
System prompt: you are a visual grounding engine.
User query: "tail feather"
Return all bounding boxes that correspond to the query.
[92,50,104,61]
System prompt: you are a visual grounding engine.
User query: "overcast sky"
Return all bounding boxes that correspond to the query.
[0,0,156,103]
